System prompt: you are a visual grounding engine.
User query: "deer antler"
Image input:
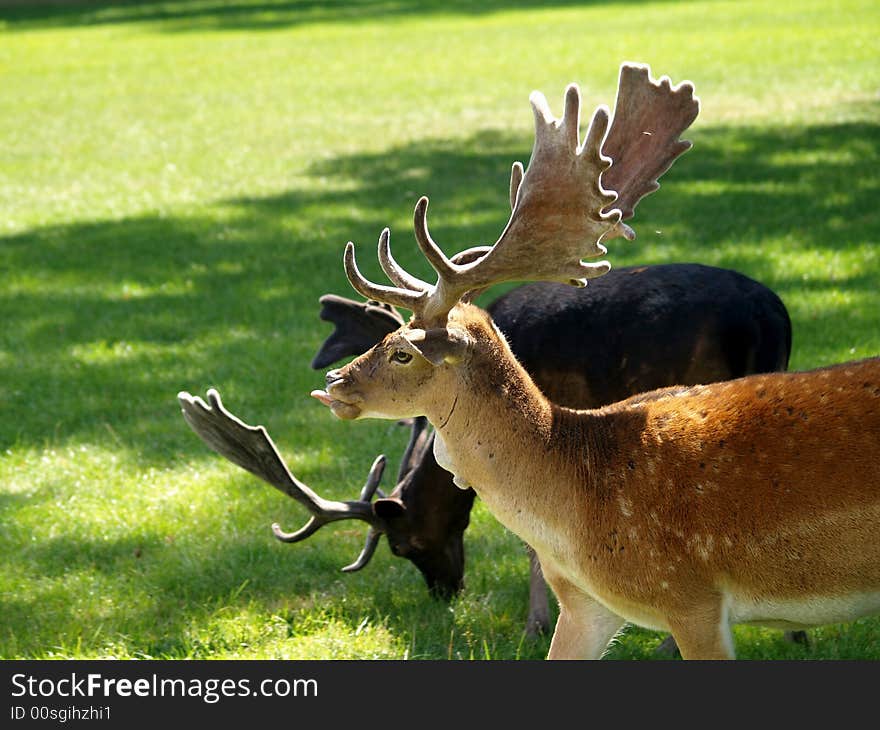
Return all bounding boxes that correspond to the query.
[346,86,616,324]
[344,62,698,326]
[396,415,431,483]
[311,294,405,369]
[601,63,699,223]
[178,389,388,572]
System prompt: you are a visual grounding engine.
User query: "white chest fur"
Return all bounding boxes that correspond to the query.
[433,432,471,490]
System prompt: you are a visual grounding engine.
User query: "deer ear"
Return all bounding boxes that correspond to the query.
[404,327,469,366]
[374,498,407,521]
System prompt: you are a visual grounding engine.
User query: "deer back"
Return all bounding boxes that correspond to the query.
[489,263,791,407]
[570,357,880,624]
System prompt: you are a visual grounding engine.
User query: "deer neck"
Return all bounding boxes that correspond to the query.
[426,319,603,554]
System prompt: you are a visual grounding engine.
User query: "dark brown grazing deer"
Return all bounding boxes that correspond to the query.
[308,264,793,641]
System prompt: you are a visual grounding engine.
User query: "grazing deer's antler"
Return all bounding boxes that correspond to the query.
[395,415,431,484]
[344,62,699,326]
[311,294,404,369]
[178,389,388,572]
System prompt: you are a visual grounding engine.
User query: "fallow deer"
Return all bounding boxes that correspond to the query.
[307,265,793,642]
[181,62,878,656]
[302,64,880,659]
[179,265,793,652]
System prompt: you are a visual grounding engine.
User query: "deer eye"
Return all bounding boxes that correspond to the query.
[391,350,413,364]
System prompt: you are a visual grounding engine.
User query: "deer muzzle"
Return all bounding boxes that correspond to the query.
[311,369,364,420]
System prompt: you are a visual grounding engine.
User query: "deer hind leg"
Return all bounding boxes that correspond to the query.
[543,573,625,660]
[667,597,735,660]
[525,546,551,637]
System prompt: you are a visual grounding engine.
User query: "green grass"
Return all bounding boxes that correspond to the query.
[1,0,878,660]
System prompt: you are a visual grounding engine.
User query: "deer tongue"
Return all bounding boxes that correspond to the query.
[311,389,362,420]
[310,389,334,406]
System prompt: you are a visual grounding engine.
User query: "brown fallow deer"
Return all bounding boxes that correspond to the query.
[179,265,795,656]
[303,64,880,659]
[307,264,795,649]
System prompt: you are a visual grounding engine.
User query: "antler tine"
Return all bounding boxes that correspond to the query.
[411,197,492,321]
[450,247,493,265]
[412,196,459,282]
[563,84,582,150]
[344,241,426,313]
[377,228,431,293]
[509,161,524,210]
[271,516,324,543]
[358,454,387,501]
[530,83,582,152]
[342,527,382,573]
[178,388,387,570]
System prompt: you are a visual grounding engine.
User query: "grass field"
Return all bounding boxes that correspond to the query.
[1,0,878,660]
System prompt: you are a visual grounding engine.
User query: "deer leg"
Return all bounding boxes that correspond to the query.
[543,572,624,660]
[667,599,735,660]
[525,545,551,637]
[654,634,681,658]
[785,630,809,646]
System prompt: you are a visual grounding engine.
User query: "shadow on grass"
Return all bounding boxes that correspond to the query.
[2,112,879,656]
[2,113,878,458]
[1,0,673,32]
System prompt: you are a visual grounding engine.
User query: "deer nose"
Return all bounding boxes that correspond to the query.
[326,369,344,386]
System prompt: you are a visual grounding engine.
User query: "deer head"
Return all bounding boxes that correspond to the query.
[312,63,699,423]
[177,390,474,596]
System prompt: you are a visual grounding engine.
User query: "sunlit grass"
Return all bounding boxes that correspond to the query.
[1,0,878,660]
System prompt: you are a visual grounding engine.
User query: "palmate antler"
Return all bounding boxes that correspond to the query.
[601,64,700,222]
[178,389,388,572]
[344,62,699,326]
